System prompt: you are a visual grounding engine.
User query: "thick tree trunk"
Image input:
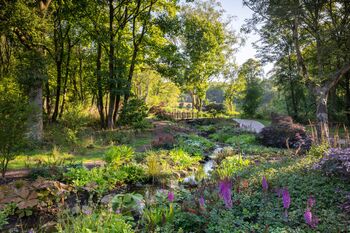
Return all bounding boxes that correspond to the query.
[96,42,105,128]
[107,0,115,129]
[28,81,43,141]
[314,87,329,141]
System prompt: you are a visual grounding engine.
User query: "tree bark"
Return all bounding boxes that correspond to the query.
[107,0,115,129]
[45,79,51,117]
[314,87,329,142]
[59,35,72,119]
[96,42,105,128]
[28,80,43,141]
[52,3,64,122]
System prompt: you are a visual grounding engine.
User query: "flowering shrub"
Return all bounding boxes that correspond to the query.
[313,147,350,178]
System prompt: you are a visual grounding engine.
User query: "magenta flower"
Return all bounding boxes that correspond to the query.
[307,196,316,208]
[282,188,291,209]
[168,191,175,202]
[304,209,313,225]
[304,209,318,228]
[199,196,205,207]
[262,176,268,192]
[219,178,233,208]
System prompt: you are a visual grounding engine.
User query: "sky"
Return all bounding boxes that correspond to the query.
[219,0,273,75]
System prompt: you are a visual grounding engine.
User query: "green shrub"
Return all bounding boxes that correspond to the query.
[216,155,250,179]
[176,134,215,156]
[307,143,329,158]
[205,103,226,117]
[56,210,134,233]
[96,131,133,145]
[118,98,149,129]
[61,104,91,132]
[169,149,201,171]
[144,149,201,182]
[208,126,247,143]
[104,145,134,167]
[120,163,147,183]
[0,204,15,230]
[0,92,30,178]
[224,134,256,146]
[64,166,127,194]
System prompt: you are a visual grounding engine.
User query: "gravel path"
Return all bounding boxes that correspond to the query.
[233,119,265,133]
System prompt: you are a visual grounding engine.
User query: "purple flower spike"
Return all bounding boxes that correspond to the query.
[304,209,313,226]
[199,196,205,207]
[262,176,268,192]
[307,196,316,208]
[168,191,175,202]
[282,188,291,209]
[219,178,233,208]
[304,209,318,228]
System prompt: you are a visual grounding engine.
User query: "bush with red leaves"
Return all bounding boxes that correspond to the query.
[149,106,173,120]
[258,115,312,151]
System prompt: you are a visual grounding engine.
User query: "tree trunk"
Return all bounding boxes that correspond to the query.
[123,46,138,106]
[28,80,43,141]
[45,80,51,117]
[288,53,298,120]
[315,87,329,142]
[96,42,105,128]
[52,7,64,122]
[107,0,115,129]
[113,95,121,124]
[59,36,72,118]
[52,59,62,122]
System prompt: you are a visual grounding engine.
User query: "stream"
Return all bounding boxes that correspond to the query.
[182,145,224,185]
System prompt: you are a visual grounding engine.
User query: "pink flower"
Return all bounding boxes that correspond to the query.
[219,178,233,208]
[168,191,175,202]
[304,209,313,225]
[262,176,268,192]
[304,208,319,228]
[307,196,316,208]
[282,188,291,209]
[199,196,205,207]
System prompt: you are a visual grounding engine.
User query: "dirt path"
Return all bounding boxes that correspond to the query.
[233,119,265,133]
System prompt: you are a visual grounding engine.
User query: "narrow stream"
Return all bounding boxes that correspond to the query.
[182,145,223,185]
